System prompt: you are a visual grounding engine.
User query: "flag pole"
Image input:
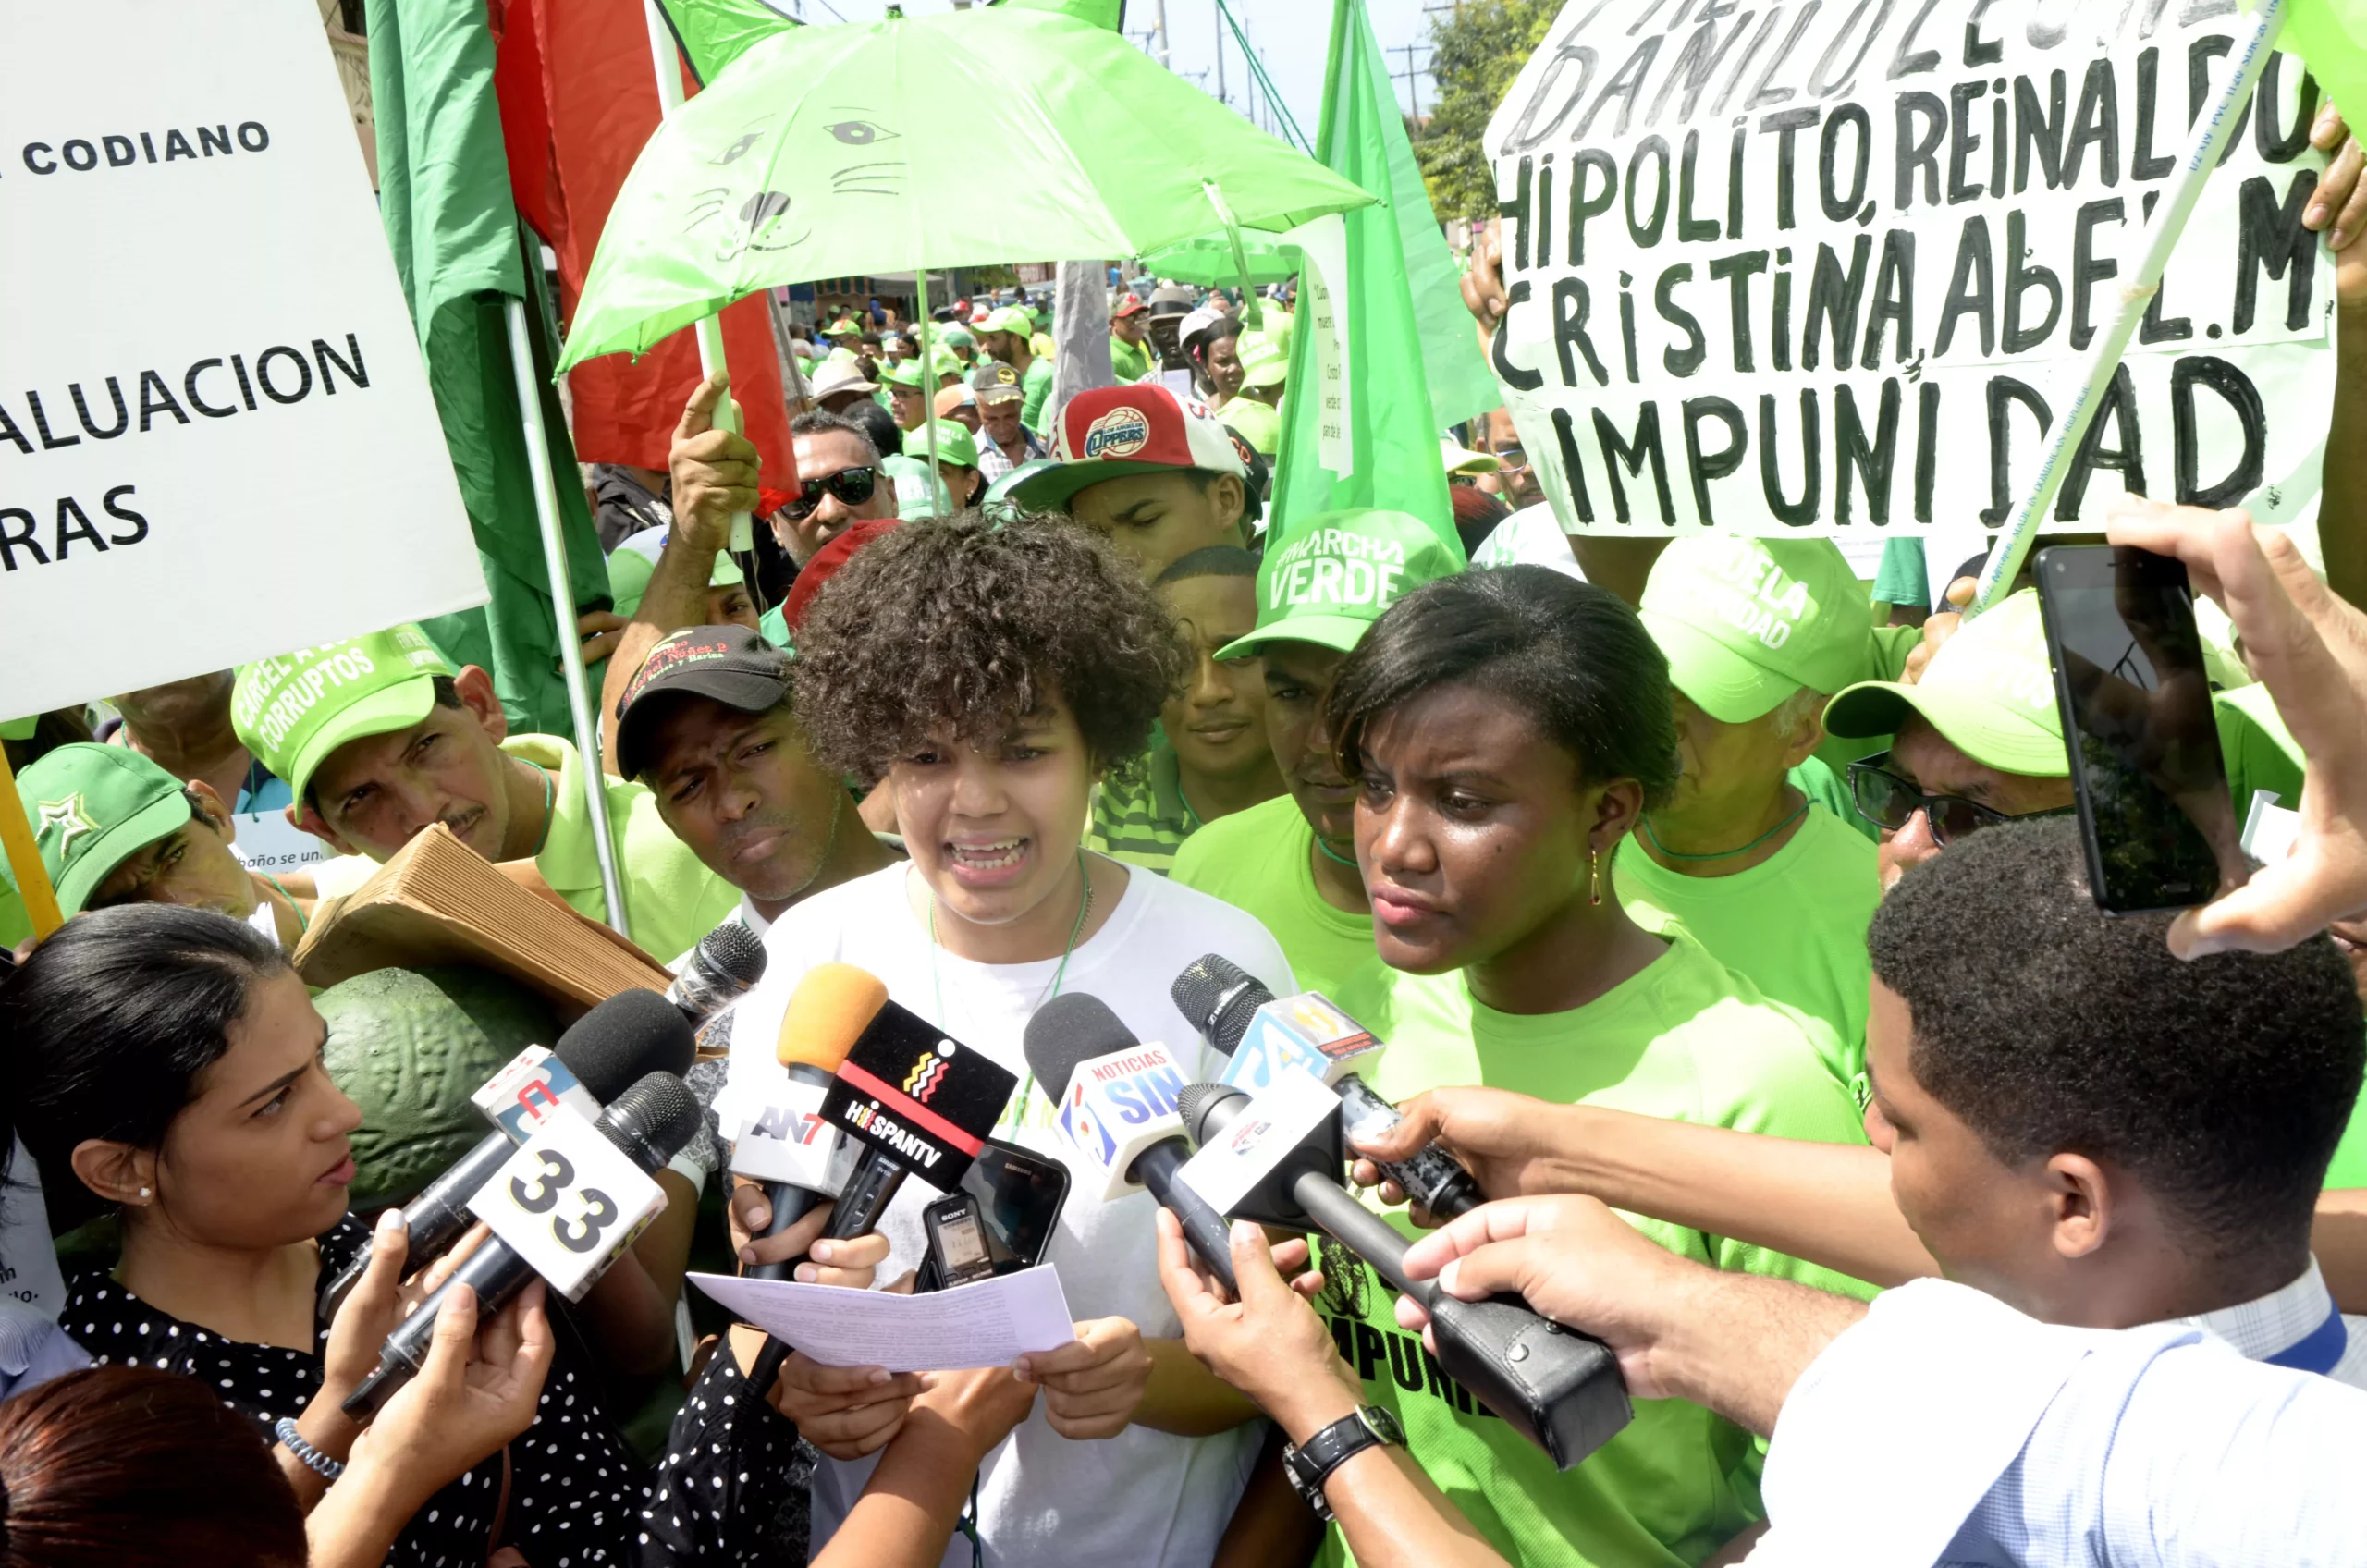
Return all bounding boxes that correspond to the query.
[0,745,63,943]
[505,298,632,942]
[644,0,754,554]
[917,263,942,494]
[1972,0,2288,613]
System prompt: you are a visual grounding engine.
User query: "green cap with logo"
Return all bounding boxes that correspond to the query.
[1220,509,1464,659]
[1639,538,1871,723]
[232,625,455,807]
[926,420,981,469]
[18,743,194,916]
[882,359,926,389]
[1822,589,2067,777]
[1237,329,1287,390]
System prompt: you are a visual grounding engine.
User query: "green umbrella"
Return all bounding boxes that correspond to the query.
[559,4,1375,370]
[1139,233,1300,288]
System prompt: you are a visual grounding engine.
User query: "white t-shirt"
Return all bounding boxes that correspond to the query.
[1468,501,1588,580]
[720,860,1296,1568]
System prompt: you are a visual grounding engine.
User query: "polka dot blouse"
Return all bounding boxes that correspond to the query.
[633,1339,813,1567]
[63,1216,651,1567]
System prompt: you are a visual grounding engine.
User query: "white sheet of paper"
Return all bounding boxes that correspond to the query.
[688,1265,1076,1371]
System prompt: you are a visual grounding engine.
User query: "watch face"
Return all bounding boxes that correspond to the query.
[1360,1405,1406,1447]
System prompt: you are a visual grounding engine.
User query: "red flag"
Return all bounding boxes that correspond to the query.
[490,0,795,495]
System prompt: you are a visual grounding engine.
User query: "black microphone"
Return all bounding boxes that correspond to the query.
[668,921,767,1028]
[1171,953,1484,1220]
[1023,994,1238,1293]
[340,1071,704,1419]
[321,988,697,1324]
[815,997,1018,1242]
[1177,1082,1631,1471]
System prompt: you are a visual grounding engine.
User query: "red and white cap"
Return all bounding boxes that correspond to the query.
[1008,384,1249,512]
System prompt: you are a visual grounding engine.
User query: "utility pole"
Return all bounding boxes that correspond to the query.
[1392,43,1428,137]
[1147,0,1170,67]
[1213,0,1227,107]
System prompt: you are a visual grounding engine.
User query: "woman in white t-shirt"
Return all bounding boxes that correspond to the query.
[721,510,1296,1568]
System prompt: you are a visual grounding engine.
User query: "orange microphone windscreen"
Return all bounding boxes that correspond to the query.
[777,962,889,1072]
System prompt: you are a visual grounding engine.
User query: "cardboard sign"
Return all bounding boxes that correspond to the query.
[1483,1,2334,539]
[0,0,484,717]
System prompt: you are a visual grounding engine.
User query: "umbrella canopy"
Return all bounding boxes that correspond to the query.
[560,4,1375,368]
[1138,232,1300,288]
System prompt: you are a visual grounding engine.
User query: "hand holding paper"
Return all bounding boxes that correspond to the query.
[691,1265,1076,1372]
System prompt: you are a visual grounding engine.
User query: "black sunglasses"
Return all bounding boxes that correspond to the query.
[784,465,878,520]
[1846,752,2073,845]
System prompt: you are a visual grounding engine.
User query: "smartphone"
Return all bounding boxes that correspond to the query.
[2034,545,2244,913]
[914,1138,1071,1292]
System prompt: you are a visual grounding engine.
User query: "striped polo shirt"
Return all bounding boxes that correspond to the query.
[1086,741,1196,873]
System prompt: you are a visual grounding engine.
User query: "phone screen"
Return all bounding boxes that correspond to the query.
[2036,546,2242,913]
[961,1140,1070,1270]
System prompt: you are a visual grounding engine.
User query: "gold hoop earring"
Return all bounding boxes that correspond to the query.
[1588,848,1602,906]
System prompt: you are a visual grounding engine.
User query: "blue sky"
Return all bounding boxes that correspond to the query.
[797,0,1443,140]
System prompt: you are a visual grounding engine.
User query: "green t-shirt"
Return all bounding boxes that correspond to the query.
[1214,395,1282,456]
[1109,334,1154,384]
[1614,803,1879,1095]
[757,604,790,649]
[1871,537,1930,611]
[1791,754,1871,843]
[2212,682,2303,823]
[1169,793,1373,998]
[1085,743,1195,873]
[1019,356,1055,434]
[1321,932,1871,1568]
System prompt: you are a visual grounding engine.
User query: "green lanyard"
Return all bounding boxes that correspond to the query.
[926,847,1094,1126]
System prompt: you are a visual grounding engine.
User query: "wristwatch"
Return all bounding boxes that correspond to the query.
[1282,1405,1406,1521]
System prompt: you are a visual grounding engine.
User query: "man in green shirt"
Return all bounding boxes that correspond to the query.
[971,306,1055,434]
[234,624,739,962]
[1620,538,1883,1089]
[1087,545,1282,871]
[1108,291,1154,384]
[1168,510,1462,997]
[881,358,930,435]
[1213,329,1285,458]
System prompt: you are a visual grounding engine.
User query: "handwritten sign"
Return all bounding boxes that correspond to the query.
[1483,0,2334,539]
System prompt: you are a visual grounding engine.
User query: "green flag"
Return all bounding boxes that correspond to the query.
[1269,0,1461,554]
[2271,0,2367,122]
[651,0,798,85]
[370,0,607,737]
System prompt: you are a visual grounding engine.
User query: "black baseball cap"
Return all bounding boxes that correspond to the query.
[614,624,792,781]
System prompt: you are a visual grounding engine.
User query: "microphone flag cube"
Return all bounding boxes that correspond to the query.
[473,1045,603,1145]
[819,1000,1018,1186]
[1217,992,1384,1094]
[1055,1040,1190,1202]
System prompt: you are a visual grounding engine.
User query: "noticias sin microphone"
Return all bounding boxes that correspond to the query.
[1172,954,1482,1221]
[733,963,886,1279]
[320,986,696,1322]
[1174,1079,1631,1470]
[668,922,767,1029]
[342,1071,703,1419]
[1023,992,1237,1292]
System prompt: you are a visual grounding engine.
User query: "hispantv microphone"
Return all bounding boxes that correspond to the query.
[735,964,884,1279]
[1022,993,1237,1293]
[341,1071,703,1419]
[1171,955,1483,1221]
[320,987,697,1323]
[668,921,768,1028]
[817,991,1018,1241]
[1175,1080,1631,1471]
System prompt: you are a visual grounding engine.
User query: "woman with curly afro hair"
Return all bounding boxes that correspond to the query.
[716,508,1298,1568]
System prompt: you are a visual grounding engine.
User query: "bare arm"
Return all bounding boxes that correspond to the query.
[597,374,759,774]
[1212,1427,1325,1568]
[1356,1090,1939,1288]
[2315,1189,2367,1312]
[2307,109,2367,607]
[812,1366,1038,1568]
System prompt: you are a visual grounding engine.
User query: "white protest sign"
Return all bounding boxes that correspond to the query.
[227,809,330,877]
[1283,214,1355,475]
[0,0,484,717]
[469,1108,666,1302]
[1483,0,2334,540]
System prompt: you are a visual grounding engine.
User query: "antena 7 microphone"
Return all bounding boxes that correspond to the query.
[341,1072,703,1419]
[1022,993,1236,1293]
[736,964,885,1280]
[1175,1079,1632,1470]
[668,922,768,1028]
[818,995,1018,1241]
[320,988,696,1323]
[1171,954,1483,1221]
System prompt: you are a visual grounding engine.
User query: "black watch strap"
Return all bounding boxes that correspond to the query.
[1282,1407,1405,1521]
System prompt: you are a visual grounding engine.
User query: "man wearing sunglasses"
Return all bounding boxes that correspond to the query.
[779,408,895,568]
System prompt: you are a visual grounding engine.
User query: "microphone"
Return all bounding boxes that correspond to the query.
[817,993,1018,1241]
[1022,994,1237,1292]
[1175,1080,1632,1471]
[321,988,696,1322]
[733,964,885,1280]
[668,922,768,1027]
[341,1071,703,1419]
[1171,955,1483,1221]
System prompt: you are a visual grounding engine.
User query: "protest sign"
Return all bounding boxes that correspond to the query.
[0,0,484,719]
[1484,0,2335,539]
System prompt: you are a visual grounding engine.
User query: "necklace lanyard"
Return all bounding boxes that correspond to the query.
[927,848,1095,1121]
[1638,797,1810,863]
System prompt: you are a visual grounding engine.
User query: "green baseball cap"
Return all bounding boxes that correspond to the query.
[925,420,981,469]
[18,743,193,916]
[881,359,926,389]
[1237,329,1287,390]
[1639,538,1871,723]
[1822,589,2067,777]
[819,317,861,337]
[1221,509,1464,659]
[971,306,1031,337]
[232,626,456,807]
[606,532,745,620]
